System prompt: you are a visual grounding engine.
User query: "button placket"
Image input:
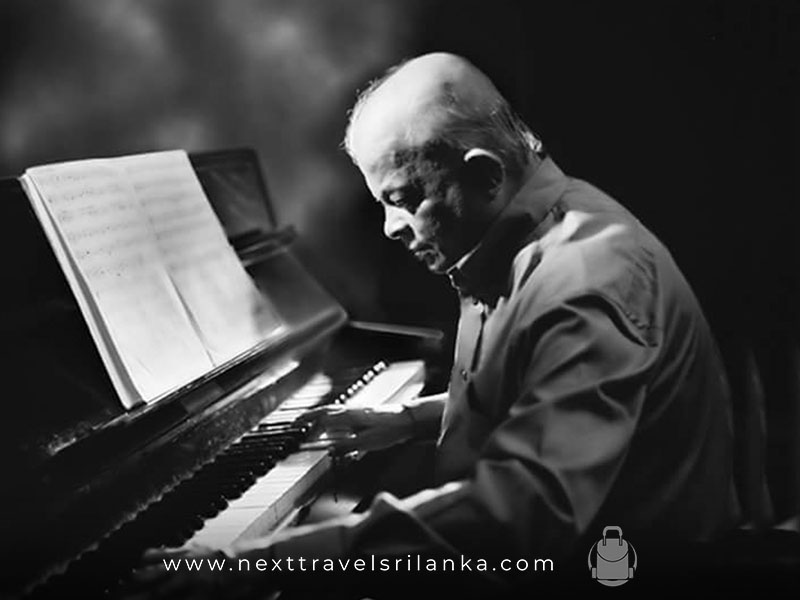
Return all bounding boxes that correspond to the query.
[469,304,488,373]
[453,301,489,387]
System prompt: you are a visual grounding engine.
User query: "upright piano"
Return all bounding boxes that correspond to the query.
[0,149,440,597]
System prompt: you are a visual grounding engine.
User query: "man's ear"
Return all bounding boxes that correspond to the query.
[462,148,504,199]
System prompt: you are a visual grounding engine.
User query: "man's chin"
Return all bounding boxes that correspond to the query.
[412,249,451,274]
[424,256,453,275]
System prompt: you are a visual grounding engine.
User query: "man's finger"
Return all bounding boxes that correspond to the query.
[296,405,348,426]
[328,428,384,454]
[141,542,224,566]
[141,546,187,565]
[126,563,173,595]
[343,421,412,453]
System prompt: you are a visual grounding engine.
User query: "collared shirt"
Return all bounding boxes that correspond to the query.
[253,157,741,572]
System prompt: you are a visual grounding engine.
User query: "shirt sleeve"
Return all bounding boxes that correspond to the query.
[243,294,658,565]
[402,392,447,440]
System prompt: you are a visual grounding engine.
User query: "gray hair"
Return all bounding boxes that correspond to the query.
[343,60,542,178]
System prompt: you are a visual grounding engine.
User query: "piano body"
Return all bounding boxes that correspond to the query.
[0,149,437,597]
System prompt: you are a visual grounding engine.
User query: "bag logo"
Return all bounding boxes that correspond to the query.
[587,526,637,586]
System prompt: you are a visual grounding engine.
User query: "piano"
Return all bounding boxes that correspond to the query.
[0,149,441,597]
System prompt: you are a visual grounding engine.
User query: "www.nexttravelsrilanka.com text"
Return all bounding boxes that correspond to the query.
[162,555,554,574]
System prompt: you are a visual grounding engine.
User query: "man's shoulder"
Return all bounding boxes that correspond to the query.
[510,179,667,335]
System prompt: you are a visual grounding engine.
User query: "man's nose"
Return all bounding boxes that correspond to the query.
[383,205,411,242]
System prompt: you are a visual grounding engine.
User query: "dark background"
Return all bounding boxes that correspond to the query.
[1,1,798,519]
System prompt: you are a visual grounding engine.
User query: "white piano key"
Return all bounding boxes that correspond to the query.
[278,398,325,409]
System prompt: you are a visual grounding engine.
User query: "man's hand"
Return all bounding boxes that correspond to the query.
[123,543,276,600]
[298,404,415,454]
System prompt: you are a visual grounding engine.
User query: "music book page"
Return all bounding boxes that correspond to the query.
[21,151,284,408]
[118,151,283,364]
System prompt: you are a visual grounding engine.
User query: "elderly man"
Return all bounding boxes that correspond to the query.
[142,53,740,594]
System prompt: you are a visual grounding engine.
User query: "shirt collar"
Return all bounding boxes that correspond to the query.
[447,156,568,305]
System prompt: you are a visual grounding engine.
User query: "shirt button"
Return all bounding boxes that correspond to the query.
[459,368,469,381]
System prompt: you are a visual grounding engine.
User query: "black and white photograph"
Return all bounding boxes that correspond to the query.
[0,1,798,598]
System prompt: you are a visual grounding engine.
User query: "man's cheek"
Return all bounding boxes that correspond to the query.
[421,205,450,238]
[413,213,441,243]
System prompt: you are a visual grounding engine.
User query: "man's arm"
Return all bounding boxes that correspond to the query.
[296,392,446,454]
[402,391,447,440]
[231,295,656,564]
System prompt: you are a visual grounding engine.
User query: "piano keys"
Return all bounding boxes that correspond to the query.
[171,362,423,547]
[30,360,424,597]
[0,148,443,598]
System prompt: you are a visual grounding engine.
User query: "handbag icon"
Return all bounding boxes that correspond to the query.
[588,526,637,586]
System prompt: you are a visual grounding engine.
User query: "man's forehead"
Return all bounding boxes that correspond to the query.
[351,105,443,173]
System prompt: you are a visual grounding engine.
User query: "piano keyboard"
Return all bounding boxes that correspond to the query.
[31,360,425,597]
[182,359,425,549]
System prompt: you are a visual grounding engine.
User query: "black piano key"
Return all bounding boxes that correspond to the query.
[256,422,299,428]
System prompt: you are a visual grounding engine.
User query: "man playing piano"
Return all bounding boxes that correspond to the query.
[139,53,739,596]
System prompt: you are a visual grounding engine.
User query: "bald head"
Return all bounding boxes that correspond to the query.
[342,54,542,274]
[345,53,510,166]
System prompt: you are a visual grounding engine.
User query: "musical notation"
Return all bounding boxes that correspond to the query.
[25,158,213,406]
[118,151,284,364]
[21,151,284,408]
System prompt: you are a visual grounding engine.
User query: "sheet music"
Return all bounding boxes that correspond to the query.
[23,160,215,407]
[118,151,284,364]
